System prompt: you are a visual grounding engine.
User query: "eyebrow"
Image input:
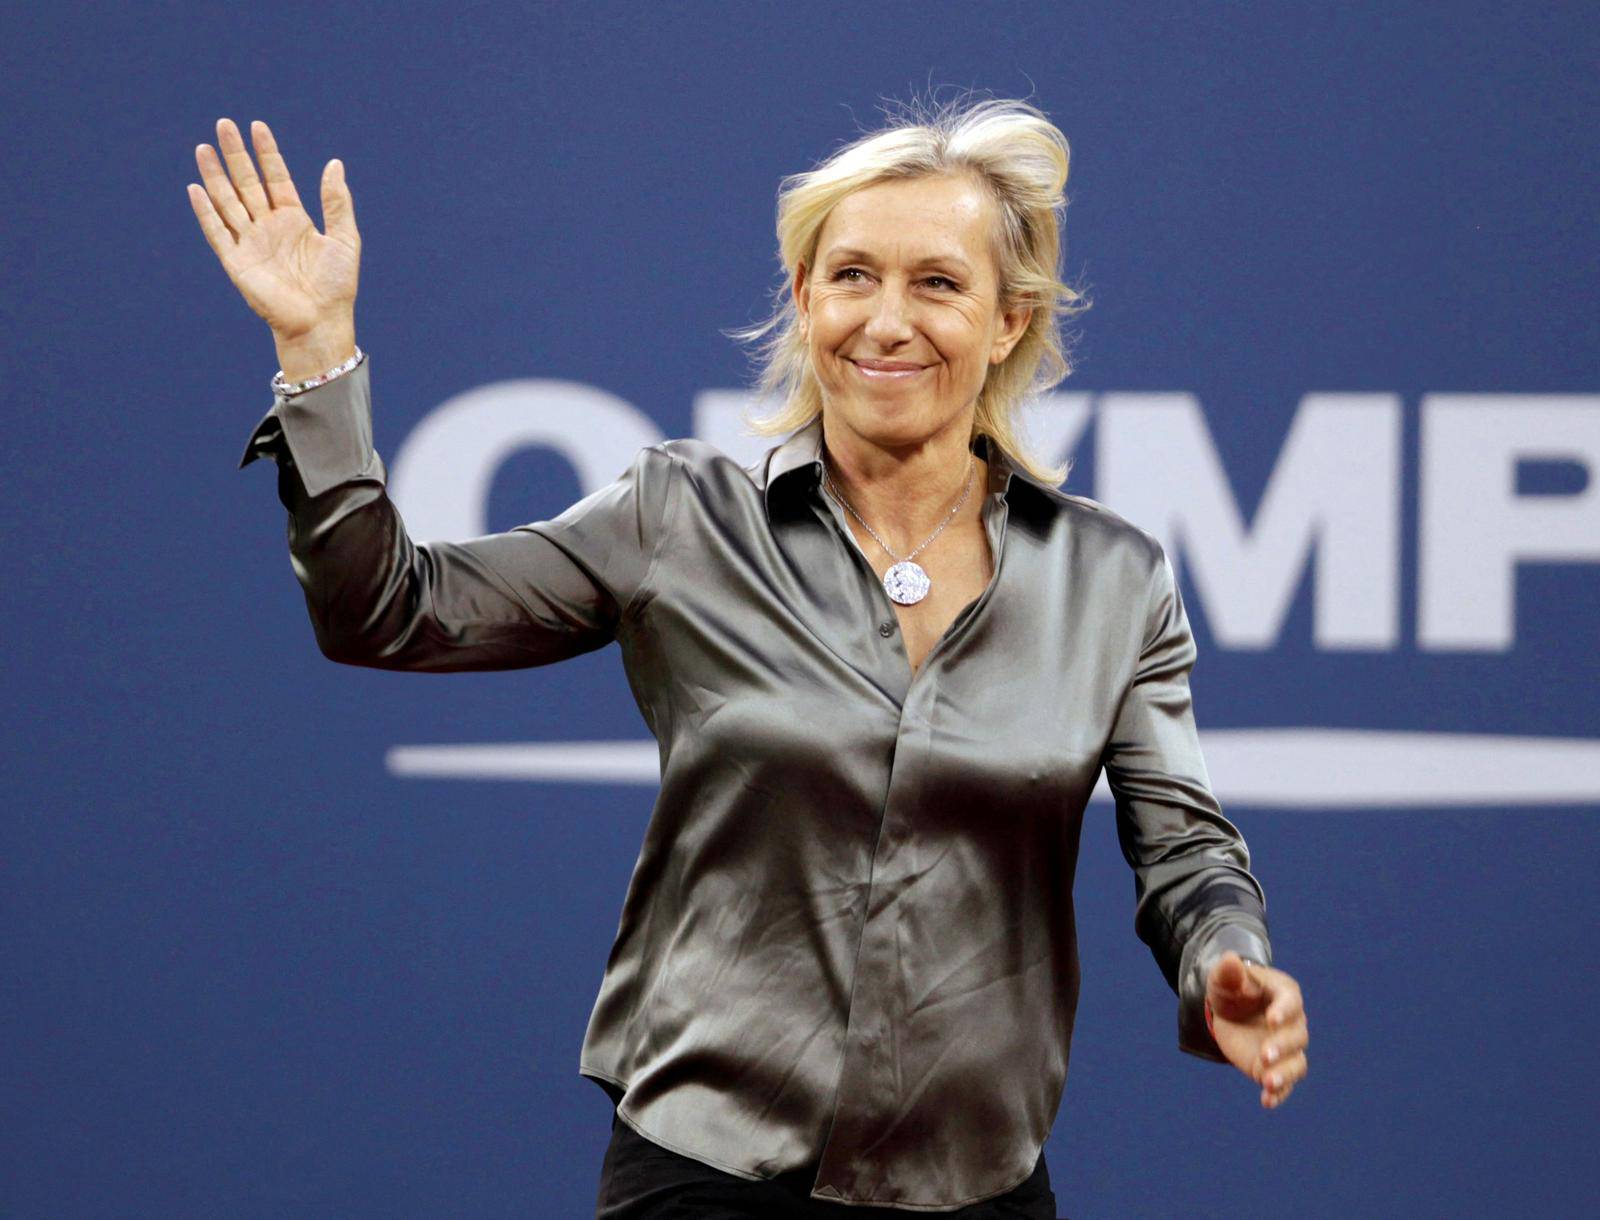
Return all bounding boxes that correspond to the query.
[822,246,974,276]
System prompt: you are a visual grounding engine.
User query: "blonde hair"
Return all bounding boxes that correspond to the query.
[726,91,1090,486]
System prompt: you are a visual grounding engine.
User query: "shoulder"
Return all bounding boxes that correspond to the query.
[1016,486,1185,644]
[1011,476,1169,575]
[658,435,739,467]
[657,436,771,496]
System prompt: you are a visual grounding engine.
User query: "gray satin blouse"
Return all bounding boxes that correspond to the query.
[240,353,1272,1212]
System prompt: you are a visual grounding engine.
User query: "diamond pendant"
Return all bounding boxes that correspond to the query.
[883,560,931,605]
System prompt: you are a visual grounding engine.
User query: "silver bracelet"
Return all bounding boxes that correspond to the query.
[271,344,366,397]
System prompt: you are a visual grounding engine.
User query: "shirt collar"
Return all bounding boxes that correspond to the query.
[759,413,1049,521]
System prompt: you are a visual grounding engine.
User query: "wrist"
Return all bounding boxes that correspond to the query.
[274,321,357,382]
[271,344,365,398]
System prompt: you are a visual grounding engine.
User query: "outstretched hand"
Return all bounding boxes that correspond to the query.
[1205,952,1309,1109]
[187,117,360,345]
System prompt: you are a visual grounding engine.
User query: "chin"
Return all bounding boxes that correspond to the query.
[835,402,943,449]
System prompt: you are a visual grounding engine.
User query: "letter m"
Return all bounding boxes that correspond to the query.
[1096,394,1400,649]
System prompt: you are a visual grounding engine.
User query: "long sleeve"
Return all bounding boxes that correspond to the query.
[1101,541,1272,1063]
[237,355,677,672]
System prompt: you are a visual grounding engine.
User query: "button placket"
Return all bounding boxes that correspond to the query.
[809,469,1015,1199]
[812,698,933,1194]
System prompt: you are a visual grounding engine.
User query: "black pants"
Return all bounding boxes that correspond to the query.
[595,1109,1061,1219]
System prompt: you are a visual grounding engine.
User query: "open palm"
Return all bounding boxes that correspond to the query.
[187,117,360,341]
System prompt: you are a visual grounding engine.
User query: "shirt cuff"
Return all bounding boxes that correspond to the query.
[237,354,385,498]
[1177,919,1273,1063]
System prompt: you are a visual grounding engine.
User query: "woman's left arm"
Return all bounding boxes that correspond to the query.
[1100,539,1310,1108]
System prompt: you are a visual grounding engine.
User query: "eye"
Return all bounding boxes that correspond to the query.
[830,267,958,290]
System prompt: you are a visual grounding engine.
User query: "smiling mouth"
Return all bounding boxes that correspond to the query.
[850,360,928,380]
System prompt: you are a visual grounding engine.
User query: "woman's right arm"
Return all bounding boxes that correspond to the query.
[191,118,674,671]
[239,354,675,671]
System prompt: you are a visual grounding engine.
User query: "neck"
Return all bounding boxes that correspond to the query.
[820,413,988,550]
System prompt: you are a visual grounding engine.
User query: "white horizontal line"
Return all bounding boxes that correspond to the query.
[384,730,1600,807]
[388,739,661,784]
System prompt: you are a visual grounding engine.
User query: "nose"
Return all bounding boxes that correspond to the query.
[863,280,914,348]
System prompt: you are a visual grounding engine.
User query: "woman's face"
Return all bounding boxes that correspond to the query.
[793,172,1032,453]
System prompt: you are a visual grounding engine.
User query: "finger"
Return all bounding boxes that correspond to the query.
[320,158,359,247]
[216,117,271,221]
[1272,1022,1311,1058]
[187,182,237,266]
[1208,954,1266,1018]
[1211,953,1253,996]
[1255,1039,1294,1081]
[1261,1051,1307,1107]
[1254,1024,1309,1079]
[1240,958,1270,996]
[1262,1079,1295,1108]
[1262,1076,1296,1108]
[1267,988,1304,1030]
[195,142,250,239]
[250,120,303,212]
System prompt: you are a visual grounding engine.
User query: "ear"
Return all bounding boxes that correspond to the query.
[989,302,1033,365]
[792,260,811,334]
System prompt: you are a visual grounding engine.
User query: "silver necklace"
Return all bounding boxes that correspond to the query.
[820,450,976,606]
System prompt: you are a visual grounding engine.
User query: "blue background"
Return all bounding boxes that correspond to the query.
[4,2,1597,1216]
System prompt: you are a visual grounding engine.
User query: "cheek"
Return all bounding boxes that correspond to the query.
[810,298,857,341]
[932,322,990,369]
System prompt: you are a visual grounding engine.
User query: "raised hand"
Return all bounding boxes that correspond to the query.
[1205,951,1310,1109]
[187,118,360,366]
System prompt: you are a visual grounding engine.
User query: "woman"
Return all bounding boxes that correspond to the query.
[189,96,1310,1218]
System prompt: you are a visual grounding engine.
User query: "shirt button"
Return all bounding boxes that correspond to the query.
[878,620,895,637]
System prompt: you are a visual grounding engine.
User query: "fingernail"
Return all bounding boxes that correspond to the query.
[1264,1044,1278,1063]
[1268,1072,1281,1089]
